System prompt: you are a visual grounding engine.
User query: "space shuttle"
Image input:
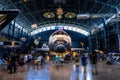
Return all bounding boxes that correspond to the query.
[35,30,85,56]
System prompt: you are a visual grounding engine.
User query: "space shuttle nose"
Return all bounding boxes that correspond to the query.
[55,44,66,53]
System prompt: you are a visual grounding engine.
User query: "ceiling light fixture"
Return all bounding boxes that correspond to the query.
[65,12,76,18]
[56,7,64,15]
[56,7,64,19]
[43,12,55,18]
[43,7,76,19]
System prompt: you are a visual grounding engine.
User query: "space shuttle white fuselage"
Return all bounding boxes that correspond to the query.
[49,30,71,55]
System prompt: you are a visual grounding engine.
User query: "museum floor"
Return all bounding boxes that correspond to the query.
[0,60,120,80]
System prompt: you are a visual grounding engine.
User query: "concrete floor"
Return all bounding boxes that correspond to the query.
[0,61,120,80]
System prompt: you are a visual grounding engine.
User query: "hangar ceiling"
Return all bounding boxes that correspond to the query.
[0,0,120,35]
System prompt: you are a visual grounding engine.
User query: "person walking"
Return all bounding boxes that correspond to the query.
[74,55,80,73]
[81,54,87,74]
[9,52,17,74]
[18,54,25,72]
[91,51,98,75]
[37,54,42,68]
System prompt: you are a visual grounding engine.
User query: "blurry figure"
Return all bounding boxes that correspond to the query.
[91,51,98,75]
[9,52,17,74]
[28,54,32,62]
[24,54,28,64]
[60,56,64,64]
[81,54,87,74]
[7,57,11,73]
[33,54,39,70]
[23,54,28,68]
[55,55,60,63]
[37,54,42,68]
[40,56,44,67]
[74,55,80,73]
[18,54,25,72]
[46,55,50,61]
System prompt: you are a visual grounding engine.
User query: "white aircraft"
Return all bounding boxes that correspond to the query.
[35,30,85,56]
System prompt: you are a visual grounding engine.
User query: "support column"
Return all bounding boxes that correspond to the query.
[115,7,119,13]
[116,22,120,51]
[27,29,30,42]
[8,23,11,36]
[12,20,16,39]
[21,27,23,38]
[88,29,92,53]
[18,28,21,38]
[118,34,120,51]
[102,18,107,52]
[95,32,98,49]
[115,7,120,51]
[27,31,29,39]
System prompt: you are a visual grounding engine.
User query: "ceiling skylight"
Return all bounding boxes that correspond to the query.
[31,25,89,36]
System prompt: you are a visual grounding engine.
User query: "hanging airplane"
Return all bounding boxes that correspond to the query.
[77,13,118,19]
[0,9,19,31]
[35,30,85,56]
[0,9,21,48]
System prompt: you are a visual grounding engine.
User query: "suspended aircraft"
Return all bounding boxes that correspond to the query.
[77,13,120,19]
[0,9,21,48]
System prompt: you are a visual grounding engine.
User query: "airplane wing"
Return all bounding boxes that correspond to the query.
[35,48,85,51]
[71,48,85,51]
[35,48,49,52]
[0,9,19,31]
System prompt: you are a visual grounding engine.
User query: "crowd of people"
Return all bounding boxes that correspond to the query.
[6,52,45,74]
[74,50,99,75]
[4,50,105,75]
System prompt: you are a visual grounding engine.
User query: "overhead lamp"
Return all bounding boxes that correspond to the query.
[31,23,37,28]
[48,14,51,18]
[69,15,72,18]
[43,7,64,19]
[56,6,64,19]
[43,6,77,19]
[56,7,64,15]
[65,12,76,18]
[43,12,55,18]
[58,15,62,19]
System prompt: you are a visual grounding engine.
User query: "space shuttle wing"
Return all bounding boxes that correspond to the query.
[35,48,49,51]
[71,48,85,51]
